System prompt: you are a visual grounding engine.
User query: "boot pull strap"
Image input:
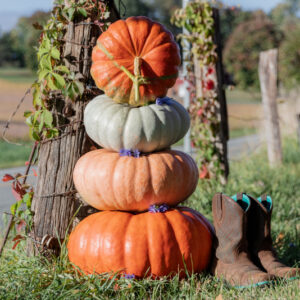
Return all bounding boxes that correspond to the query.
[231,193,250,211]
[212,193,223,222]
[258,194,273,212]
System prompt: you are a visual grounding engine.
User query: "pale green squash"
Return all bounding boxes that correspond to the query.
[84,95,190,152]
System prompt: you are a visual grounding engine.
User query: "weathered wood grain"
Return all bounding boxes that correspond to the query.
[28,0,119,255]
[259,49,282,166]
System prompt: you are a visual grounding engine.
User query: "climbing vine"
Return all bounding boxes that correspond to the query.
[172,0,226,181]
[25,0,110,141]
[1,1,112,242]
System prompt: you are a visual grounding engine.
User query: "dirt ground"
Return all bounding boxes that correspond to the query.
[0,79,33,139]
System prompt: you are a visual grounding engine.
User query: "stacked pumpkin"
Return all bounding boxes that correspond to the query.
[68,17,213,278]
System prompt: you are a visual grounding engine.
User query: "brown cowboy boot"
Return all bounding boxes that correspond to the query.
[211,193,275,287]
[247,194,299,279]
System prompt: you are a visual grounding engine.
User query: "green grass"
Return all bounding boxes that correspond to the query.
[229,127,258,139]
[226,89,261,104]
[0,138,299,299]
[0,140,33,168]
[0,67,36,84]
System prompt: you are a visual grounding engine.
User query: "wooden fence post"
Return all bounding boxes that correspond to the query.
[27,0,119,256]
[297,114,300,146]
[191,8,229,183]
[259,49,283,166]
[213,8,229,178]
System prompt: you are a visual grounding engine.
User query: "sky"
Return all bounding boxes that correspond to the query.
[0,0,284,33]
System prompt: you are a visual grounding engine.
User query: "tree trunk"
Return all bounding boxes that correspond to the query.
[27,1,119,256]
[259,49,282,166]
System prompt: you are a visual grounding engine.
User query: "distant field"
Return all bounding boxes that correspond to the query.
[226,88,261,104]
[0,67,263,158]
[0,67,36,84]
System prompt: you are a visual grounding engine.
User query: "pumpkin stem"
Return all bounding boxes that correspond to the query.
[97,42,150,105]
[134,57,141,77]
[133,57,142,105]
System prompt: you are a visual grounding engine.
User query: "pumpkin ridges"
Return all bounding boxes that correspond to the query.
[142,43,180,65]
[91,17,180,105]
[106,105,130,150]
[73,150,198,211]
[97,104,119,148]
[68,208,213,277]
[126,17,154,56]
[147,105,164,150]
[94,100,115,145]
[165,210,195,271]
[169,101,190,142]
[91,100,115,145]
[134,156,151,205]
[165,104,180,146]
[177,208,213,270]
[158,153,181,205]
[140,22,174,57]
[161,211,187,272]
[84,151,105,208]
[138,106,160,152]
[91,61,131,92]
[125,213,149,276]
[104,21,136,57]
[122,107,144,150]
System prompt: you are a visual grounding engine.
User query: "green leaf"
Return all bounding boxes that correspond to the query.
[23,193,32,209]
[33,110,42,124]
[33,88,42,107]
[40,55,52,71]
[38,47,50,59]
[67,7,75,20]
[39,115,44,132]
[42,38,51,51]
[32,130,40,141]
[78,7,87,17]
[42,110,53,127]
[26,116,33,126]
[67,83,75,100]
[10,203,18,215]
[46,74,58,90]
[51,47,60,60]
[24,111,32,118]
[55,65,70,74]
[52,73,66,89]
[74,80,84,96]
[38,69,49,82]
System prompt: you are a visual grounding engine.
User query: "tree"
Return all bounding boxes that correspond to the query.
[116,0,181,35]
[223,11,281,90]
[219,7,252,48]
[279,21,300,89]
[116,0,154,18]
[0,32,24,67]
[270,0,300,29]
[11,11,50,70]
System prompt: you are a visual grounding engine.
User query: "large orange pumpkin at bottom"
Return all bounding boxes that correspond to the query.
[67,207,213,278]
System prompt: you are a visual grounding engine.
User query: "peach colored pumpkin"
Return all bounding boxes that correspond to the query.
[67,207,213,278]
[73,149,198,211]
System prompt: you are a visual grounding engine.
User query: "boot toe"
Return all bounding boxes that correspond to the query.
[238,270,275,287]
[271,267,300,279]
